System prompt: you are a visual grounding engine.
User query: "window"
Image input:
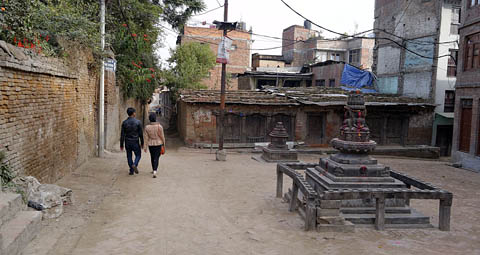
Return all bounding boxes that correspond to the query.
[316,51,327,62]
[450,7,461,35]
[447,49,458,77]
[470,0,479,8]
[349,49,360,64]
[329,52,343,61]
[464,33,480,71]
[444,90,455,112]
[329,79,336,87]
[316,79,325,87]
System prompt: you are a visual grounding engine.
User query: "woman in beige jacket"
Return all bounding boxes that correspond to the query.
[144,113,165,178]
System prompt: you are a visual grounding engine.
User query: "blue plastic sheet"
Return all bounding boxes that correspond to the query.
[340,64,374,88]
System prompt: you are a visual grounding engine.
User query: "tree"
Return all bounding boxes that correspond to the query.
[0,0,206,103]
[164,42,216,97]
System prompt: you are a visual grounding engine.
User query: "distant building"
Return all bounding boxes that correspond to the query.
[451,0,480,171]
[251,53,285,70]
[178,25,253,90]
[281,24,374,70]
[373,0,461,156]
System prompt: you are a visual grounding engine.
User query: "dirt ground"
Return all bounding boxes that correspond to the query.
[23,143,480,255]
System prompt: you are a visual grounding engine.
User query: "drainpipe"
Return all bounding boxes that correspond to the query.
[98,0,105,157]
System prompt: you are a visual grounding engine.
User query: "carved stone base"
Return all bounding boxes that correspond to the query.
[261,147,298,162]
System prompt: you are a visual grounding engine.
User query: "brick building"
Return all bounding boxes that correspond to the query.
[451,0,480,171]
[177,88,434,148]
[251,53,285,70]
[178,25,252,90]
[281,24,374,69]
[373,0,462,156]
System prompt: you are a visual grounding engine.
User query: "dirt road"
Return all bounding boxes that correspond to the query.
[24,148,480,255]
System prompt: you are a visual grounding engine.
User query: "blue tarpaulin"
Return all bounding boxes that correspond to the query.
[340,64,375,92]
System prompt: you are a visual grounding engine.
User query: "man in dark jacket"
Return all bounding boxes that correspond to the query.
[120,107,144,175]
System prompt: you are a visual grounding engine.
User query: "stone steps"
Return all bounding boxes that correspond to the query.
[341,207,411,215]
[0,211,42,255]
[0,193,25,227]
[343,209,430,225]
[0,192,42,255]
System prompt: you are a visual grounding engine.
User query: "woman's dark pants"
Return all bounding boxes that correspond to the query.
[148,145,162,171]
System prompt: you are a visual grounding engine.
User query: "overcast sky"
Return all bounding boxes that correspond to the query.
[157,0,375,65]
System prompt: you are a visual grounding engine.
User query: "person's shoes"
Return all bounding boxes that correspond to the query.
[153,171,157,178]
[133,165,139,174]
[129,172,134,175]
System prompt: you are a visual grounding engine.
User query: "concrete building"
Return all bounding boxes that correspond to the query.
[177,88,435,150]
[451,0,480,171]
[178,25,253,90]
[281,24,374,69]
[251,54,285,70]
[373,0,461,156]
[310,61,346,88]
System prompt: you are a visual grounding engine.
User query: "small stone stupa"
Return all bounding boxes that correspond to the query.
[309,91,405,191]
[261,122,298,162]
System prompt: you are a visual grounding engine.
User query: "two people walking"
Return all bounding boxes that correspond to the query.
[120,108,165,178]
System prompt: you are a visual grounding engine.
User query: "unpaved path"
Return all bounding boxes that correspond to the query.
[24,148,480,255]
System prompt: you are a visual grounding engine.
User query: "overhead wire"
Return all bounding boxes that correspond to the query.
[279,0,455,59]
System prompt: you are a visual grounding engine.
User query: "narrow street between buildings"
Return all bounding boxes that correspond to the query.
[22,138,480,255]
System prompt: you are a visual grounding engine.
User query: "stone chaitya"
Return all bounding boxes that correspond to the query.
[260,122,298,162]
[276,91,453,232]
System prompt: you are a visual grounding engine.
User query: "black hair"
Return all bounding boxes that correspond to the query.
[149,113,157,123]
[127,107,136,117]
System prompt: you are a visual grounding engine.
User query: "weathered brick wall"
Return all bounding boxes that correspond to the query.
[182,26,252,90]
[0,41,98,183]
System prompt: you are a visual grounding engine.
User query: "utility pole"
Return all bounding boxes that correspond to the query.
[216,0,228,161]
[98,0,105,158]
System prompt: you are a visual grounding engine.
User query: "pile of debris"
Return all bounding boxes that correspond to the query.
[12,176,73,219]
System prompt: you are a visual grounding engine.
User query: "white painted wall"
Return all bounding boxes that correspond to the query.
[435,2,460,114]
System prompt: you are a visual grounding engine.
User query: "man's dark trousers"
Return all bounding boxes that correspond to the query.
[125,141,141,174]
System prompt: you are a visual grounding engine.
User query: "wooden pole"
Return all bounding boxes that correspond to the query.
[218,0,228,152]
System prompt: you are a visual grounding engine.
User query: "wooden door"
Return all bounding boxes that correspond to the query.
[224,114,241,143]
[306,114,324,145]
[245,114,267,143]
[459,101,472,152]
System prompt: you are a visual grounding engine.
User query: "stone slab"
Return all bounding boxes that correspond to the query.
[317,221,355,233]
[0,210,42,255]
[0,193,25,227]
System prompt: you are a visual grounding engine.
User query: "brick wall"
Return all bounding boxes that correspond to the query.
[181,26,252,90]
[0,41,99,182]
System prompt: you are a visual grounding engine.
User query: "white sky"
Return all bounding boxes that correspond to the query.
[157,0,375,66]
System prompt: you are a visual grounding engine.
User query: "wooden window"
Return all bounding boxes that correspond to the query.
[245,114,267,143]
[329,79,335,87]
[316,79,325,87]
[349,49,360,64]
[459,100,473,152]
[447,49,458,77]
[470,0,479,7]
[464,33,480,71]
[444,90,455,113]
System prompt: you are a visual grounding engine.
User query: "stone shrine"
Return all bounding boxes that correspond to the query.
[276,91,453,231]
[261,122,298,163]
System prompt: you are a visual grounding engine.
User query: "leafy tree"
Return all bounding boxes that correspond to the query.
[164,42,216,97]
[0,0,206,103]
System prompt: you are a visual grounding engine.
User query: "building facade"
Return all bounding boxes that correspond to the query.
[251,54,285,70]
[281,24,374,69]
[451,0,480,171]
[177,89,435,150]
[179,25,252,90]
[373,0,461,156]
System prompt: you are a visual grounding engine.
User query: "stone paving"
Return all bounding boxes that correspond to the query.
[23,148,480,255]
